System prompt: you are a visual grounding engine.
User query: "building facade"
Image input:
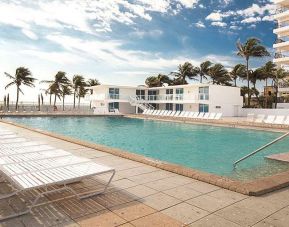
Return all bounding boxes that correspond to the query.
[89,84,243,117]
[273,0,289,108]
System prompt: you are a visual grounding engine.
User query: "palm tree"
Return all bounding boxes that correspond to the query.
[230,64,246,87]
[87,79,100,108]
[4,67,36,110]
[72,75,86,108]
[145,74,171,87]
[61,85,72,111]
[41,71,70,106]
[196,61,212,83]
[272,67,289,108]
[170,62,198,85]
[236,38,270,107]
[260,61,277,87]
[87,79,100,94]
[208,64,231,85]
[249,68,264,107]
[259,61,277,108]
[77,85,88,108]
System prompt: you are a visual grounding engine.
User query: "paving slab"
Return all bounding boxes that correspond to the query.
[189,214,241,227]
[141,192,181,211]
[161,202,209,225]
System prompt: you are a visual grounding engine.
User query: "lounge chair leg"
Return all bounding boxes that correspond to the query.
[0,190,30,222]
[80,170,115,199]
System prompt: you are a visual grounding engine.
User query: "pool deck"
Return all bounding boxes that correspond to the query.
[1,122,289,226]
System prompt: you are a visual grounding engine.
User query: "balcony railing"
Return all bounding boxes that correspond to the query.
[274,52,289,58]
[90,93,209,102]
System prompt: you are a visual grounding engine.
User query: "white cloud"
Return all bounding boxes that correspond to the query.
[195,21,206,28]
[176,0,199,8]
[241,16,262,24]
[21,29,38,40]
[211,21,227,27]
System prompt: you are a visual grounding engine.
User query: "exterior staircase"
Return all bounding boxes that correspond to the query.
[129,96,155,111]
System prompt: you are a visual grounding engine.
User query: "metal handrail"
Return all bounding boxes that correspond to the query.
[233,132,289,168]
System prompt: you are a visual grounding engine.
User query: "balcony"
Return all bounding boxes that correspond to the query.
[274,0,289,7]
[274,8,289,22]
[273,52,289,64]
[274,40,289,51]
[89,93,209,103]
[273,23,289,37]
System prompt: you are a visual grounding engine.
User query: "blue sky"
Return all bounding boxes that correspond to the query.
[0,0,275,102]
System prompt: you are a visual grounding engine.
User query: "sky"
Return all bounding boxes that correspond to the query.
[0,0,276,103]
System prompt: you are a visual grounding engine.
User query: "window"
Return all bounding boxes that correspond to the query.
[166,89,173,100]
[176,88,183,100]
[175,104,183,111]
[148,90,158,100]
[199,87,209,100]
[136,90,145,100]
[199,104,209,113]
[166,103,173,111]
[109,102,119,112]
[109,88,119,99]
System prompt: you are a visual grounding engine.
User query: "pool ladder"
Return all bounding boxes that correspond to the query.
[233,131,289,168]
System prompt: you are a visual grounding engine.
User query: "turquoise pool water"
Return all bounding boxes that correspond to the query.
[6,116,289,181]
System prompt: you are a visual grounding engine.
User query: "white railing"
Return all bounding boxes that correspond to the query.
[90,93,209,102]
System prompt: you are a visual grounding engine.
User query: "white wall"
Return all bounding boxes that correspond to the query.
[119,103,135,114]
[277,103,289,109]
[240,108,289,117]
[209,85,243,117]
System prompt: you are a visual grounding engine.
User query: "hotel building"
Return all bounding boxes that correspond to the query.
[273,0,289,107]
[89,84,243,116]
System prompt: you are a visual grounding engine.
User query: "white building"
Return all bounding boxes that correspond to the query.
[89,84,243,117]
[273,0,289,108]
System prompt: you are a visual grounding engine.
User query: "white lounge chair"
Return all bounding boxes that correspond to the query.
[255,114,265,123]
[165,111,172,116]
[177,111,186,118]
[162,110,168,116]
[183,111,190,118]
[187,112,195,118]
[169,111,176,117]
[197,112,205,119]
[203,113,210,119]
[264,115,275,124]
[142,109,148,114]
[191,112,199,118]
[284,116,289,125]
[0,140,115,221]
[174,111,181,117]
[159,110,165,116]
[214,113,223,120]
[274,116,285,125]
[208,113,216,120]
[247,113,255,122]
[154,110,161,116]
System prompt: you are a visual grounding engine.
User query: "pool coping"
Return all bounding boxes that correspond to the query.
[1,119,289,196]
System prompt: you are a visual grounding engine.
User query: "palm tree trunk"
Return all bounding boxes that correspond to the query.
[234,78,237,87]
[246,59,250,107]
[200,75,203,83]
[54,94,57,106]
[16,86,19,111]
[265,78,268,108]
[78,96,80,108]
[63,96,65,111]
[49,94,52,106]
[275,79,278,109]
[73,92,76,109]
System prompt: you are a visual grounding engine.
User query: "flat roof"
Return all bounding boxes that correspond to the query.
[91,83,239,90]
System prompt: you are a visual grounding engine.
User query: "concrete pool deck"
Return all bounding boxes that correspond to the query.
[1,123,289,226]
[2,117,289,197]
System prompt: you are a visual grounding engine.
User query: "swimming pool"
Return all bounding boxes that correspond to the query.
[6,116,289,181]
